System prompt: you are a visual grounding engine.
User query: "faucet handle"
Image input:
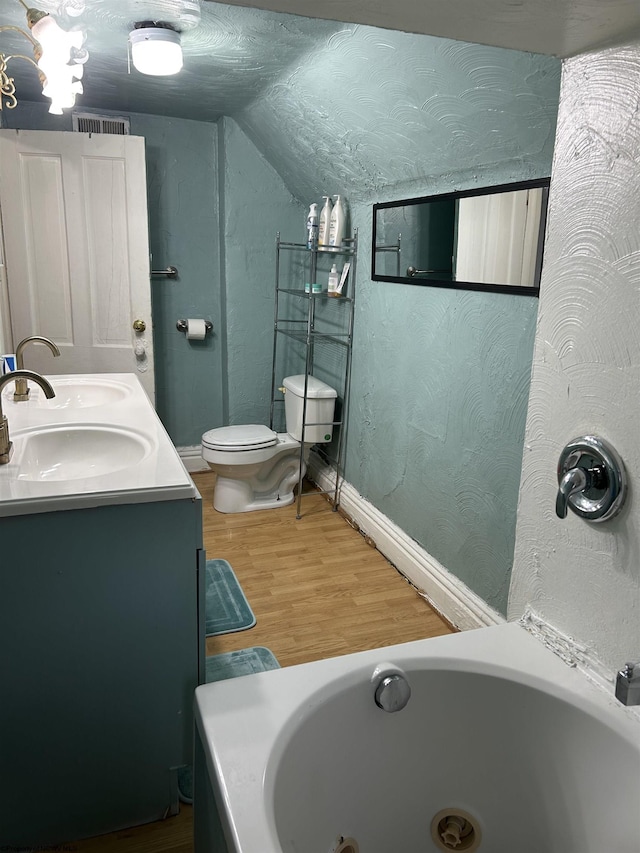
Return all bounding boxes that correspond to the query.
[555,467,587,519]
[556,436,626,523]
[13,376,31,402]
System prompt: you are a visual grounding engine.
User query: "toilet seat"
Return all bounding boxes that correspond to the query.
[202,424,278,453]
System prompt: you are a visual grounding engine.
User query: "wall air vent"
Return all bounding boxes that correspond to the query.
[72,112,130,135]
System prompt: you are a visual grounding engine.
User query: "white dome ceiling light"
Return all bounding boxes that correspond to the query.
[129,22,182,76]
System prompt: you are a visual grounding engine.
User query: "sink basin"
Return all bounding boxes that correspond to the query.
[15,425,152,482]
[35,377,132,409]
[0,373,195,517]
[1,376,132,410]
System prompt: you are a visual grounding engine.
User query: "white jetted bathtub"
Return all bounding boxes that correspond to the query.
[194,623,640,853]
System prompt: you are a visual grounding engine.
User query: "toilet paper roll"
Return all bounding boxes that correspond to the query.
[186,319,207,340]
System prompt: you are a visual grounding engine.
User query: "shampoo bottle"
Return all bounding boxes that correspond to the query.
[318,196,333,246]
[306,203,319,248]
[327,263,339,296]
[328,195,346,248]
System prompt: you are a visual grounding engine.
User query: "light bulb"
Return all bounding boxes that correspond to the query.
[29,11,88,113]
[32,15,84,58]
[129,26,183,76]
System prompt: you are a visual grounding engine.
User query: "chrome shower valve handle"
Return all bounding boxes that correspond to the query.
[555,435,626,522]
[556,466,587,519]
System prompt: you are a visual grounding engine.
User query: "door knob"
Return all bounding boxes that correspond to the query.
[556,436,626,522]
[133,319,146,333]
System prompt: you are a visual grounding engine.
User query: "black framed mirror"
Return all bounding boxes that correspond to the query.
[372,178,550,296]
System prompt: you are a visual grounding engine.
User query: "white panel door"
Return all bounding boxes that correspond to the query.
[0,130,154,401]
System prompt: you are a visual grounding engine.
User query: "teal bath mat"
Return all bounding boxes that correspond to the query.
[205,646,280,682]
[178,647,280,803]
[205,559,256,636]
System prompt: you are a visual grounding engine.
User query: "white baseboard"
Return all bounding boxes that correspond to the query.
[308,453,504,632]
[178,445,209,473]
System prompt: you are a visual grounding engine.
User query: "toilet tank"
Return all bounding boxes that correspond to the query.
[282,375,337,444]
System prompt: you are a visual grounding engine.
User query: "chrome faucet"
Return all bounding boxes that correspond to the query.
[615,662,640,706]
[13,336,60,401]
[0,370,55,464]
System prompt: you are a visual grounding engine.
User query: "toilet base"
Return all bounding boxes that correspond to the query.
[213,475,297,513]
[203,433,310,514]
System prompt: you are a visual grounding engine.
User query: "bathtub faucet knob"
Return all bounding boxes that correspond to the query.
[374,673,411,713]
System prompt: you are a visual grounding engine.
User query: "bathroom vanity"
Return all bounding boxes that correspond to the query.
[0,374,205,847]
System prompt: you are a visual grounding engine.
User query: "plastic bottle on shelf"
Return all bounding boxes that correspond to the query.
[306,203,319,248]
[327,263,340,296]
[328,195,346,248]
[318,196,333,246]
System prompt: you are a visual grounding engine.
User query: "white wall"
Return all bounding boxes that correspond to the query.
[509,43,640,672]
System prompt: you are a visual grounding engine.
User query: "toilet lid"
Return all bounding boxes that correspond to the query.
[202,424,278,452]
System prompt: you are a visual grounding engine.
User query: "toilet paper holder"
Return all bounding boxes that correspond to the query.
[176,319,213,335]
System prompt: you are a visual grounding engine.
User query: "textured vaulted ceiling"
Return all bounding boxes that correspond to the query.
[1,1,344,120]
[2,0,633,202]
[233,29,560,203]
[2,0,639,124]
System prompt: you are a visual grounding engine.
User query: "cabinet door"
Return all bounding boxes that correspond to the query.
[0,497,202,845]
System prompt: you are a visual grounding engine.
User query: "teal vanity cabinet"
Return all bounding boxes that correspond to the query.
[0,493,205,846]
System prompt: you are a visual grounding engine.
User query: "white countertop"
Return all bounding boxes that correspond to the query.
[0,373,197,517]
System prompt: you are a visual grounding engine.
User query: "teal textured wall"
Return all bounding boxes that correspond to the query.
[349,197,538,613]
[343,157,551,616]
[221,118,306,425]
[134,114,221,446]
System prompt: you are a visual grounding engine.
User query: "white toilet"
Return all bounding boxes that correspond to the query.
[201,375,337,513]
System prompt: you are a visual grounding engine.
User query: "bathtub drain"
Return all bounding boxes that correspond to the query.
[329,836,359,853]
[430,808,481,852]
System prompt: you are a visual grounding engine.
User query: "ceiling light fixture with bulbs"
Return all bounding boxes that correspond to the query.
[129,21,183,77]
[0,0,88,115]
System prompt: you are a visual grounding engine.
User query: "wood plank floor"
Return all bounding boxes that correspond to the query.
[70,473,454,852]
